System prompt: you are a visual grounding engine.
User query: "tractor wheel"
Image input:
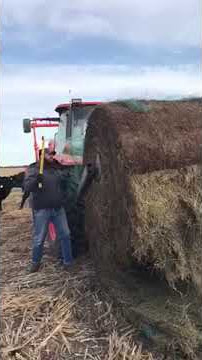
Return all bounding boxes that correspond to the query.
[23,118,31,133]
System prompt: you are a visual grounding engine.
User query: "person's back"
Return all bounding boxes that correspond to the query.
[24,148,73,272]
[26,163,65,210]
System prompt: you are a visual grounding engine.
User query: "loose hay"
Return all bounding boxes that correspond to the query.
[130,165,202,289]
[106,332,153,360]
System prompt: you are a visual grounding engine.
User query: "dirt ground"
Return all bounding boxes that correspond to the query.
[0,191,158,360]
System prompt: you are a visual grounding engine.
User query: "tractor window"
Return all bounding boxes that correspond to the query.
[72,106,94,136]
[55,111,69,153]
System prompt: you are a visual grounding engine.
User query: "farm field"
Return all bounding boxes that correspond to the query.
[2,0,200,357]
[1,99,201,359]
[0,167,27,176]
[0,191,158,360]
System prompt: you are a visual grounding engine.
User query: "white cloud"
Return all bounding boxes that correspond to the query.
[1,63,201,166]
[3,0,200,47]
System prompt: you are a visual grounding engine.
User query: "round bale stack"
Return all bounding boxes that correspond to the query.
[84,99,202,291]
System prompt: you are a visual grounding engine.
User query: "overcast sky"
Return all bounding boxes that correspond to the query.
[1,0,201,165]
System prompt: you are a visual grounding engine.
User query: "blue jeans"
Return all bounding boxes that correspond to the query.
[32,207,73,265]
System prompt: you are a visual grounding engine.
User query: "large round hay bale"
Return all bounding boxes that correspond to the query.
[84,100,202,290]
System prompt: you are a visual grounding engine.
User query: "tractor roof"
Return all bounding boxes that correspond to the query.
[55,101,102,113]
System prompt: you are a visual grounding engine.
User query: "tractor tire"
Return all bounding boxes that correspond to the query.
[23,118,31,133]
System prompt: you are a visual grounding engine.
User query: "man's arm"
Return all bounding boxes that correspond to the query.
[24,165,38,193]
[19,191,30,209]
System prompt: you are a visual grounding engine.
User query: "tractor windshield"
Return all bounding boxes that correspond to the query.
[69,106,95,157]
[56,111,69,153]
[55,104,96,156]
[72,106,94,137]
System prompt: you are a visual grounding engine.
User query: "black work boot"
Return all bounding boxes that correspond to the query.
[28,263,41,273]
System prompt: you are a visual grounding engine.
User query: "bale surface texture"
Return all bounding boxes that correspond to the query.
[84,100,202,290]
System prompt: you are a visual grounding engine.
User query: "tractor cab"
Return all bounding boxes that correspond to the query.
[23,99,102,162]
[55,99,102,158]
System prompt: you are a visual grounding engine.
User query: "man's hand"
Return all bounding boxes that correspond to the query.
[37,174,44,185]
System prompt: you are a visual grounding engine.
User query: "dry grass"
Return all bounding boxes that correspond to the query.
[0,192,156,360]
[106,332,153,360]
[98,264,202,359]
[130,165,202,290]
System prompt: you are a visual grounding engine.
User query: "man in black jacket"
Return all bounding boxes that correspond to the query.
[24,148,73,272]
